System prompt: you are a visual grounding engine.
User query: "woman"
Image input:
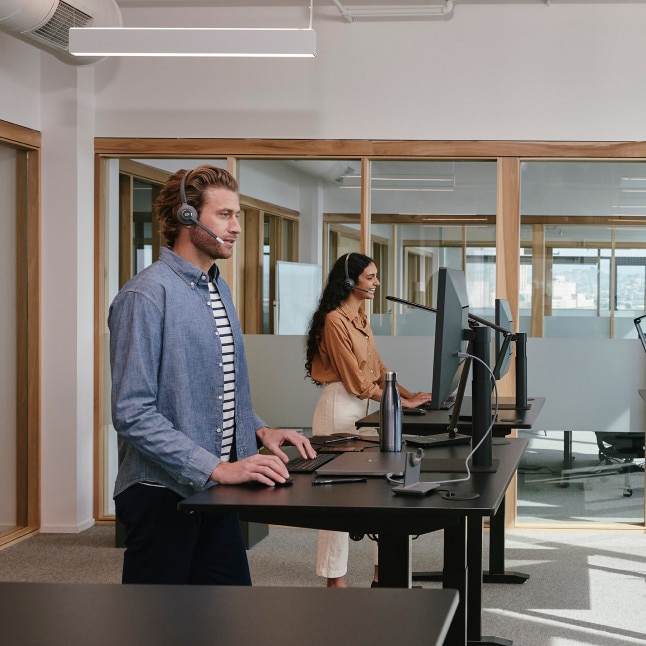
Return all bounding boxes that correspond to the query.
[305,253,432,587]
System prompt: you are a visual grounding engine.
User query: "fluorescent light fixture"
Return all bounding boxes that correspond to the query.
[333,0,454,22]
[338,174,455,191]
[69,27,316,57]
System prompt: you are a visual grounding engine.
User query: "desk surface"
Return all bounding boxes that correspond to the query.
[180,438,527,646]
[356,396,545,434]
[180,439,527,535]
[0,582,458,646]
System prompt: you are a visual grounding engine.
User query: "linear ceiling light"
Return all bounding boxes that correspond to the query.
[332,0,453,22]
[68,27,316,57]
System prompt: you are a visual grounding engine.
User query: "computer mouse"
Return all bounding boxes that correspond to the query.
[403,407,426,416]
[274,477,294,487]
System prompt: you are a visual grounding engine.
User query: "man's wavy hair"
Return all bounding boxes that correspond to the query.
[305,253,374,383]
[155,164,239,248]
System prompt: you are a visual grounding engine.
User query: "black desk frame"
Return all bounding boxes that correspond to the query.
[180,438,528,646]
[357,397,544,587]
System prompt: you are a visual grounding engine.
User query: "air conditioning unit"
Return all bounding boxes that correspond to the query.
[0,0,122,65]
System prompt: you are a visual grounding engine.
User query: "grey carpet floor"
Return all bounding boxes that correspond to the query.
[0,525,644,645]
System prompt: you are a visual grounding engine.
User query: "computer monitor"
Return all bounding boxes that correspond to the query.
[429,267,471,410]
[493,298,514,380]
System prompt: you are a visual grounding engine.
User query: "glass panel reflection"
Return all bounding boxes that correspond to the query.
[367,160,497,336]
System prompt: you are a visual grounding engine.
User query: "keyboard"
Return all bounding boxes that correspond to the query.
[286,454,336,473]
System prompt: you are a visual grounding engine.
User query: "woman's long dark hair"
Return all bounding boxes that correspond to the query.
[305,253,375,382]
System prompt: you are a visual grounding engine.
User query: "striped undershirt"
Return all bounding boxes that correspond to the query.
[208,280,236,462]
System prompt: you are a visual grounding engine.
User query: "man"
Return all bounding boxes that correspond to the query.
[109,164,316,585]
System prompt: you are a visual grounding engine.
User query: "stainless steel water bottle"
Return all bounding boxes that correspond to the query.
[380,371,402,452]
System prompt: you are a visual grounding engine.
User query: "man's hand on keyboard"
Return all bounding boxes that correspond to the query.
[256,427,318,463]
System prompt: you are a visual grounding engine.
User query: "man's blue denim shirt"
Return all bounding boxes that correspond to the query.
[109,247,267,500]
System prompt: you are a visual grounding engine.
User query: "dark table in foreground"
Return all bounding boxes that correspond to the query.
[0,582,458,646]
[180,438,528,646]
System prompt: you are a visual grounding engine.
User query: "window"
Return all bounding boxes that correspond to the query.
[94,141,646,530]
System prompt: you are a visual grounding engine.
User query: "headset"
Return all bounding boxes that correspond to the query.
[343,252,372,294]
[343,253,356,289]
[175,169,225,244]
[177,170,199,226]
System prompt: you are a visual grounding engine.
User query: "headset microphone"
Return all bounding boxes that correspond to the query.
[176,170,225,245]
[188,219,226,246]
[353,286,372,293]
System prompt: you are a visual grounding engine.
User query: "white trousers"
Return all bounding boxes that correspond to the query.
[313,382,378,578]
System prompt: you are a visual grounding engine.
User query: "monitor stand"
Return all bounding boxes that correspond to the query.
[469,323,496,471]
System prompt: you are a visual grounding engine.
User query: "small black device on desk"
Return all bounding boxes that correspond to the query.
[403,407,426,416]
[312,477,367,485]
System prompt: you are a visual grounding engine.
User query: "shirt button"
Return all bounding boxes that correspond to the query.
[216,427,222,434]
[218,395,223,400]
[190,282,195,288]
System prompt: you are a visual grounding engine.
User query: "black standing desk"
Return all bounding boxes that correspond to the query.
[0,582,458,646]
[356,397,544,587]
[355,397,545,436]
[180,438,528,646]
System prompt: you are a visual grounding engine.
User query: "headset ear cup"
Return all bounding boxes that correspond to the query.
[177,203,198,225]
[177,170,198,225]
[343,253,355,289]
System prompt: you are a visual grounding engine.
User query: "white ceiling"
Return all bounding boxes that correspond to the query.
[114,0,646,7]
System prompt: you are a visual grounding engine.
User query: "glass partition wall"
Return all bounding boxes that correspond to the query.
[517,161,646,525]
[0,122,40,546]
[95,142,646,529]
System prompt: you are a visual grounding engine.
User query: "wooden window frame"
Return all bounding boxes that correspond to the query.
[0,119,40,546]
[95,140,646,527]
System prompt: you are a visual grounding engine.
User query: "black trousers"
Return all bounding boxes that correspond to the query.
[115,483,251,586]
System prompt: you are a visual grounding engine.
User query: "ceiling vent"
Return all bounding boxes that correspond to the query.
[0,0,122,65]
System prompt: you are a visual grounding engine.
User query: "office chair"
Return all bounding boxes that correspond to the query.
[595,432,645,497]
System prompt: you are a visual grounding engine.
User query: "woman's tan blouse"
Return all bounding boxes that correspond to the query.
[310,306,387,400]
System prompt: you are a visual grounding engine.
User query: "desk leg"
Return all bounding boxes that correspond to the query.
[467,517,513,646]
[413,501,529,586]
[377,534,411,588]
[443,517,467,646]
[483,498,529,585]
[559,431,573,487]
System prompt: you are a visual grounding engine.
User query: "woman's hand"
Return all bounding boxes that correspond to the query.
[402,392,432,408]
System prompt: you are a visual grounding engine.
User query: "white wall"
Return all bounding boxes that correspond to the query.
[39,58,96,532]
[0,35,40,129]
[91,3,646,141]
[3,2,646,531]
